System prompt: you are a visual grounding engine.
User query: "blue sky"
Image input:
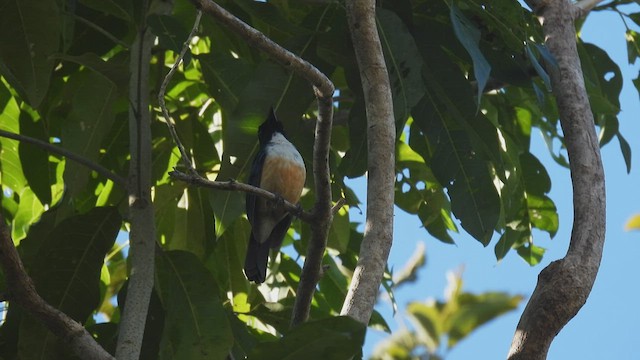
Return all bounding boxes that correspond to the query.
[357,6,640,359]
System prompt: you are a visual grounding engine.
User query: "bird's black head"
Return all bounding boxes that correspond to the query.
[257,107,286,145]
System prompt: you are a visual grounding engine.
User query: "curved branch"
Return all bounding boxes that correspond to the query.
[0,129,127,187]
[188,0,334,98]
[0,214,114,360]
[340,0,396,324]
[507,1,606,359]
[187,0,336,326]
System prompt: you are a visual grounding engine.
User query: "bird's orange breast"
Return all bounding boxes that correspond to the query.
[260,156,306,204]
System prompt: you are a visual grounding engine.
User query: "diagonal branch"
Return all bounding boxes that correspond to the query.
[507,1,606,359]
[185,0,336,326]
[0,129,127,187]
[0,214,114,360]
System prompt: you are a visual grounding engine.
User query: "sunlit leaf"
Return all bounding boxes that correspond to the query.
[448,292,523,347]
[516,243,546,265]
[248,316,365,360]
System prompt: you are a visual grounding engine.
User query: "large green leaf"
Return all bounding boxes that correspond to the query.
[0,0,60,107]
[377,8,426,130]
[450,4,491,103]
[413,96,500,246]
[207,217,251,300]
[447,292,522,347]
[156,251,233,360]
[18,111,51,205]
[248,316,366,360]
[0,84,27,194]
[60,70,118,197]
[339,99,368,178]
[16,206,121,360]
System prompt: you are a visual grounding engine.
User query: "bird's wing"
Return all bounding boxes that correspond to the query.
[246,148,266,224]
[267,214,292,250]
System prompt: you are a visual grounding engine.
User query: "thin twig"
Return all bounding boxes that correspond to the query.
[0,129,127,187]
[0,214,115,360]
[158,10,202,173]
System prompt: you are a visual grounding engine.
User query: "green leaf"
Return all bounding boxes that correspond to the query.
[617,131,632,174]
[516,243,545,265]
[406,302,441,352]
[526,43,551,91]
[78,0,133,22]
[0,86,27,194]
[625,30,640,64]
[447,292,523,347]
[148,15,192,64]
[520,152,551,196]
[248,316,366,360]
[208,217,251,300]
[369,309,392,333]
[18,112,51,205]
[60,70,117,197]
[248,302,292,335]
[495,228,530,262]
[156,251,233,360]
[318,255,349,313]
[414,96,499,246]
[11,188,44,243]
[17,207,121,360]
[377,8,426,129]
[327,206,350,253]
[198,50,255,111]
[450,4,491,103]
[527,194,558,238]
[339,99,368,178]
[0,0,60,107]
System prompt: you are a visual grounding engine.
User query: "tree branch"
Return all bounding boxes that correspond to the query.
[169,170,313,222]
[186,0,336,326]
[340,0,396,324]
[115,1,171,357]
[507,1,606,359]
[0,214,114,360]
[0,129,127,187]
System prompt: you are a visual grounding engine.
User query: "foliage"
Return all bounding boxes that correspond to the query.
[0,0,634,358]
[371,270,522,360]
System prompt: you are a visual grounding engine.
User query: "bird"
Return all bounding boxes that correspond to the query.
[244,108,306,283]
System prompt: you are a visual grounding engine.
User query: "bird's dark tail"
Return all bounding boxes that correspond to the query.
[244,233,270,283]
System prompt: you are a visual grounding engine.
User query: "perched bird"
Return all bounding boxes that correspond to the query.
[244,108,306,283]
